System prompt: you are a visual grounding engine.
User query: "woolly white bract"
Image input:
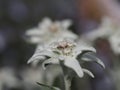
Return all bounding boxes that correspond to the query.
[28,39,105,78]
[83,16,120,54]
[84,17,119,41]
[26,18,78,44]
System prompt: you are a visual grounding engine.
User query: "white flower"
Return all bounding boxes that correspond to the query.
[82,16,120,54]
[28,39,105,78]
[26,18,78,44]
[84,17,119,41]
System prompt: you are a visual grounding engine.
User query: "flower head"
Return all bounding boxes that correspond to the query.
[28,39,105,78]
[84,17,119,41]
[26,18,78,44]
[83,16,120,55]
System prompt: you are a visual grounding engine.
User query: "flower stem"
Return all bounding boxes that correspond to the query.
[59,60,72,90]
[63,75,71,90]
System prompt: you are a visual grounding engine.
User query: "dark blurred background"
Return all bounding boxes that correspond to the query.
[0,0,120,90]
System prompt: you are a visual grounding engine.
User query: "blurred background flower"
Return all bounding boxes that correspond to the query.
[0,0,120,90]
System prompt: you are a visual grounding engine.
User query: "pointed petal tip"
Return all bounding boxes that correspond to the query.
[27,59,32,64]
[90,75,95,78]
[64,58,84,78]
[101,63,105,69]
[81,52,105,69]
[82,68,95,78]
[42,62,47,70]
[97,59,105,69]
[27,57,36,64]
[78,71,84,78]
[89,74,95,78]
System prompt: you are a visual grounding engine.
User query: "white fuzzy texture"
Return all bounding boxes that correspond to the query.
[26,18,78,44]
[27,39,101,78]
[83,16,120,55]
[84,17,119,41]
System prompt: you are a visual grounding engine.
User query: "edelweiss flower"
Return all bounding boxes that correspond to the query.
[84,17,119,41]
[28,39,105,78]
[26,18,78,44]
[83,16,120,54]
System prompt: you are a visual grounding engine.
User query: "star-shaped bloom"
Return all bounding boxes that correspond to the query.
[25,18,78,44]
[82,17,120,54]
[84,17,119,41]
[28,39,105,78]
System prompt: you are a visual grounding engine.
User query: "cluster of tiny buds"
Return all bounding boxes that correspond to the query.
[51,40,76,56]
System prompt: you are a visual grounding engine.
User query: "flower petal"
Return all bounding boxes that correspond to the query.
[42,58,59,70]
[35,48,54,57]
[27,48,54,64]
[38,18,52,30]
[82,68,94,78]
[74,45,96,57]
[81,52,105,68]
[26,28,41,36]
[27,56,45,64]
[27,52,51,64]
[84,17,115,41]
[64,57,84,78]
[61,20,72,29]
[28,37,42,44]
[61,31,78,40]
[31,59,42,67]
